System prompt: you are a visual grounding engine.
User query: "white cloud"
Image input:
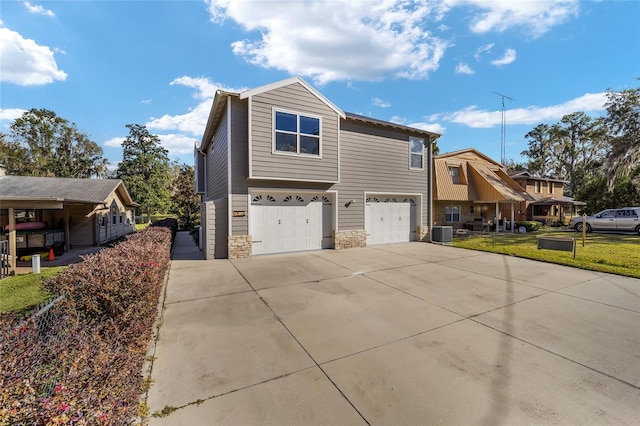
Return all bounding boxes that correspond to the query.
[409,121,447,134]
[474,43,494,60]
[140,99,152,104]
[491,48,516,66]
[455,62,475,75]
[206,0,450,84]
[104,134,199,158]
[157,134,200,155]
[145,76,244,136]
[444,0,579,37]
[103,137,125,148]
[390,115,446,135]
[441,92,607,128]
[371,97,391,108]
[0,26,67,85]
[0,107,26,121]
[22,1,55,17]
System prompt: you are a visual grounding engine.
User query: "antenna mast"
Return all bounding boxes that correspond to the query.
[492,91,514,165]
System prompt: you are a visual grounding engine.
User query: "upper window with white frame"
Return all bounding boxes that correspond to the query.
[449,166,460,184]
[409,137,424,169]
[273,110,321,156]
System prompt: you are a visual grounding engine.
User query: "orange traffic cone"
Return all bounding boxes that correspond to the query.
[48,247,55,261]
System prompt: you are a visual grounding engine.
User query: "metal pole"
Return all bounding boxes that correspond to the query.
[582,213,586,247]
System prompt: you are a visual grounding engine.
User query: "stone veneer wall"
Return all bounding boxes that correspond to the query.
[228,235,252,259]
[334,230,367,249]
[417,226,429,242]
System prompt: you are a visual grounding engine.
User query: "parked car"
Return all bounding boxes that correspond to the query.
[570,207,640,235]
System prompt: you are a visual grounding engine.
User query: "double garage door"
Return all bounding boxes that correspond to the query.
[250,193,332,255]
[365,196,417,245]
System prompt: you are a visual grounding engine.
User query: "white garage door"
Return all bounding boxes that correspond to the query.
[250,194,332,255]
[365,196,417,245]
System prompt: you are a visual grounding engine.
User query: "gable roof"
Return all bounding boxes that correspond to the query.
[0,176,136,207]
[509,171,568,184]
[435,148,502,167]
[199,76,442,152]
[433,148,533,203]
[240,76,345,118]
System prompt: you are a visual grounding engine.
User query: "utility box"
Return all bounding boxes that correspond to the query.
[432,226,453,244]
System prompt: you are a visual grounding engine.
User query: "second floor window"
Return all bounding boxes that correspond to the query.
[274,110,321,156]
[409,137,424,169]
[548,181,553,194]
[535,181,542,193]
[449,166,460,184]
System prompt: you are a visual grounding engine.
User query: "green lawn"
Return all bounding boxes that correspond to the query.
[453,230,640,279]
[0,267,66,315]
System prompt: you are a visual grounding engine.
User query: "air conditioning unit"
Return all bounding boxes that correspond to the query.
[431,226,453,244]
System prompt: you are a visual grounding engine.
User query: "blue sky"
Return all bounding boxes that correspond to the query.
[1,0,638,169]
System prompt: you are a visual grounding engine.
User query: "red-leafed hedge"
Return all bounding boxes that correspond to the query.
[0,219,176,425]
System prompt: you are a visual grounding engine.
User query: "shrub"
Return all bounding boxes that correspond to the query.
[0,224,173,425]
[515,221,543,232]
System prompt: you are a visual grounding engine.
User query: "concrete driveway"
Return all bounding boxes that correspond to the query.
[146,240,640,425]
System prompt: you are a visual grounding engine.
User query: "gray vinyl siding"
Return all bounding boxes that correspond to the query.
[334,119,429,231]
[249,82,339,182]
[207,103,229,201]
[229,98,249,236]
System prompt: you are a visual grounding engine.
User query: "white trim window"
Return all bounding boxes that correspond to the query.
[449,166,460,184]
[273,109,321,156]
[445,205,460,222]
[409,137,424,170]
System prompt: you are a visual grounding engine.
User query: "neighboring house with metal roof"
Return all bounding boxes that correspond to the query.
[0,166,137,274]
[195,76,440,258]
[432,148,533,231]
[508,171,585,225]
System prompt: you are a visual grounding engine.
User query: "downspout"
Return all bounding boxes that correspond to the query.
[426,137,435,243]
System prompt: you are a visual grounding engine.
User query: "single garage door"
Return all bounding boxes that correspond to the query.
[250,193,332,255]
[365,196,417,245]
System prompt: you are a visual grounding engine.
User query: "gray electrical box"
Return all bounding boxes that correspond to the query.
[432,226,453,244]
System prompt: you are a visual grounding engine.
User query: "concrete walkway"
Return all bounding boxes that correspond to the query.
[146,232,640,425]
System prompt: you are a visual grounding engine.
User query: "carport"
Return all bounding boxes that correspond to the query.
[0,170,137,277]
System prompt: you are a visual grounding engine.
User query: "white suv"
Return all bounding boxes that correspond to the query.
[570,207,640,235]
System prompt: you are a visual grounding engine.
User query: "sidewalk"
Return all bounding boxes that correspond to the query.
[171,231,204,260]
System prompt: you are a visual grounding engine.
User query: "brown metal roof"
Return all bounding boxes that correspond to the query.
[433,150,534,203]
[0,176,136,207]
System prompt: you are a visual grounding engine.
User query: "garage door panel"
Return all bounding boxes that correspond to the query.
[366,196,416,245]
[251,194,330,255]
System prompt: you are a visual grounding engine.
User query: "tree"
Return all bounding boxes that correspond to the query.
[169,163,200,230]
[521,124,555,177]
[553,112,604,196]
[116,124,171,221]
[502,159,527,172]
[603,86,640,192]
[1,108,108,178]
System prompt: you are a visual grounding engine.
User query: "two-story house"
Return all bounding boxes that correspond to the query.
[432,149,533,231]
[195,77,440,258]
[508,171,585,225]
